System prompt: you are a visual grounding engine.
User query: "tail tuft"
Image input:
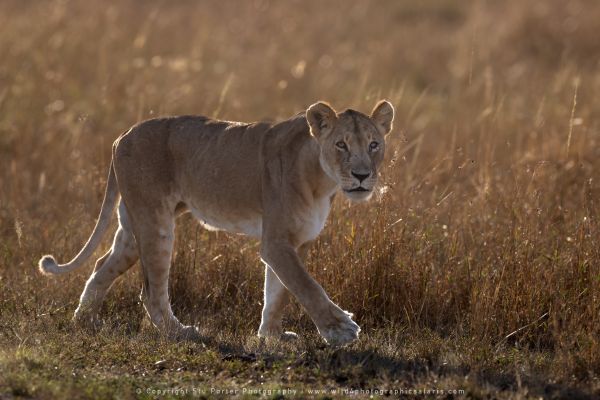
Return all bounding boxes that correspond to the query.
[39,255,60,275]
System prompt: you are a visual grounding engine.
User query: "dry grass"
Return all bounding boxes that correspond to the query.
[1,0,599,398]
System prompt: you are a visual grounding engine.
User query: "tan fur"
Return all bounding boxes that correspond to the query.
[39,100,394,345]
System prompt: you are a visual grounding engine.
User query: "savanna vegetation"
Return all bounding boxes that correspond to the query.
[1,0,599,398]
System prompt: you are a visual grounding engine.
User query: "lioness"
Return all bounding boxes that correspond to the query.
[39,100,394,346]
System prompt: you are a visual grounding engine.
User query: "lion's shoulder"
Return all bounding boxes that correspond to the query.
[263,111,311,149]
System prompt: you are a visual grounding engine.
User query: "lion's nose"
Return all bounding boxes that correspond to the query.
[351,171,370,182]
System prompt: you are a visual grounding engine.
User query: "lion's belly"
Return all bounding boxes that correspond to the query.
[188,206,263,238]
[186,194,331,244]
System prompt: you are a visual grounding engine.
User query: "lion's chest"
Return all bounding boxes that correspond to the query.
[295,196,331,244]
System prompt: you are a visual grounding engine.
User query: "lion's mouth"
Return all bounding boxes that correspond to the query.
[345,187,371,193]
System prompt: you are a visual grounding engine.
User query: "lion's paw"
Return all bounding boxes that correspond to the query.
[281,331,299,341]
[318,305,360,347]
[258,326,299,341]
[72,309,102,332]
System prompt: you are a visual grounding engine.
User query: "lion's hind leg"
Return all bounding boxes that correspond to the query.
[74,201,139,329]
[135,213,199,341]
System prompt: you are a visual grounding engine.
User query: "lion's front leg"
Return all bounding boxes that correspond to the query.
[257,264,296,339]
[258,243,312,340]
[259,241,360,346]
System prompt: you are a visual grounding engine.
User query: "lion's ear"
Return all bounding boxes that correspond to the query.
[306,101,338,139]
[371,100,394,135]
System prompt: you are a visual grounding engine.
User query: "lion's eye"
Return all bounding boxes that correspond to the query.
[369,141,379,151]
[335,141,348,150]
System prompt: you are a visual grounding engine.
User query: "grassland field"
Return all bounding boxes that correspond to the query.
[1,0,599,399]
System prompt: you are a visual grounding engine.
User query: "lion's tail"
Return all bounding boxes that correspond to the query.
[39,160,119,275]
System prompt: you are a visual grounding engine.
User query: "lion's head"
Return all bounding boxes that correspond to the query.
[306,100,394,202]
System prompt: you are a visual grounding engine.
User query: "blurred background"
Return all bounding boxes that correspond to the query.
[1,0,599,386]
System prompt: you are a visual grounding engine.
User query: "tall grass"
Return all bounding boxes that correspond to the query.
[1,0,599,389]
